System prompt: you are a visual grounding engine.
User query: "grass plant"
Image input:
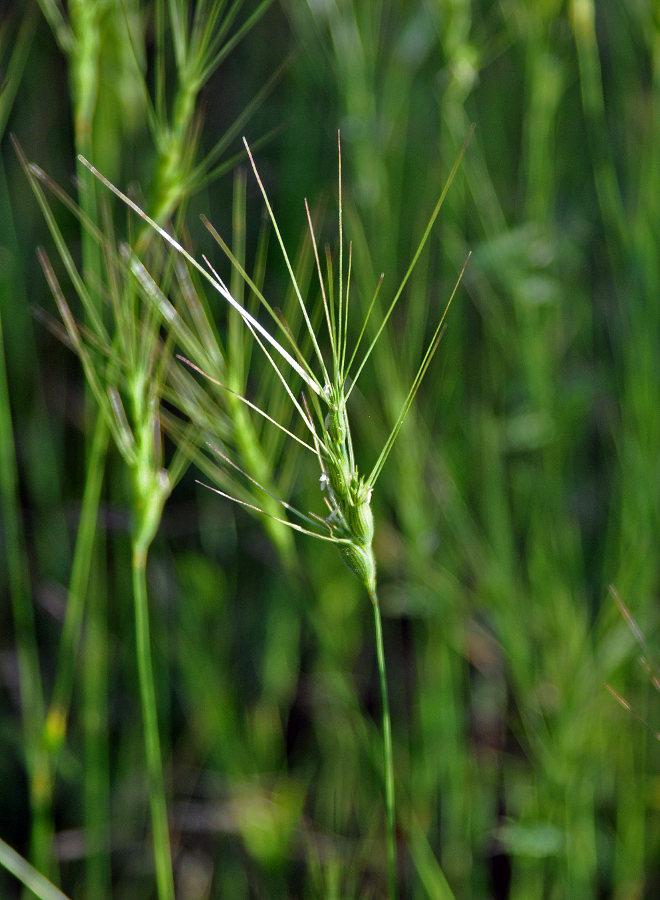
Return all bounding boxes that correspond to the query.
[2,1,660,897]
[5,1,285,896]
[16,139,192,899]
[80,128,469,896]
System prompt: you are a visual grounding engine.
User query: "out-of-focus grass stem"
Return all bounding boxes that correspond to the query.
[0,312,52,877]
[1,11,54,880]
[571,0,627,256]
[64,5,115,892]
[0,837,71,900]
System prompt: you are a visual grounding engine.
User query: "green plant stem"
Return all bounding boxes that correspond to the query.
[83,534,110,897]
[369,587,396,899]
[67,7,113,893]
[0,313,53,876]
[132,544,175,900]
[0,837,71,900]
[49,414,109,730]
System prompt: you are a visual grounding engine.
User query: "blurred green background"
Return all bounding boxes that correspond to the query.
[1,0,659,897]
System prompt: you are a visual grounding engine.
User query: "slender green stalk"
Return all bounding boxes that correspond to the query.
[132,546,175,900]
[82,531,110,896]
[369,587,396,899]
[65,6,116,893]
[47,416,109,735]
[79,420,111,900]
[45,414,110,895]
[0,4,38,137]
[571,0,627,257]
[68,0,104,292]
[0,315,52,876]
[0,16,53,877]
[0,838,71,900]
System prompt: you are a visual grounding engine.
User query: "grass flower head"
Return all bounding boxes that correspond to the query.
[78,131,469,600]
[79,133,469,898]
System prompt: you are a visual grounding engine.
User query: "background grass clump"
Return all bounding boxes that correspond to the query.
[1,0,660,897]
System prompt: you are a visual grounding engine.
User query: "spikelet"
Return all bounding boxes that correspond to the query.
[340,542,376,597]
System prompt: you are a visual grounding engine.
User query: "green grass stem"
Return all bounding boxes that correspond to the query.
[0,311,53,877]
[0,838,71,900]
[369,587,397,899]
[47,416,109,737]
[82,515,111,897]
[132,544,175,900]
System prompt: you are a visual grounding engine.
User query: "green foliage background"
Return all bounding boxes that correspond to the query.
[1,0,659,897]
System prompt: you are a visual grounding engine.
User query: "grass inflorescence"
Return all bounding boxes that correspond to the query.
[78,128,469,896]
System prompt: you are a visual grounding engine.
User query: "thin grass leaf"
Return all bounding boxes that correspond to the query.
[36,250,113,427]
[13,140,110,344]
[34,0,72,53]
[197,0,275,85]
[0,4,38,138]
[125,250,221,375]
[194,123,283,198]
[166,0,186,72]
[0,837,71,900]
[107,385,137,462]
[406,817,457,900]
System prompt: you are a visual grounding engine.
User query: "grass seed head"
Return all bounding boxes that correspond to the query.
[340,542,376,597]
[345,476,374,546]
[76,132,468,604]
